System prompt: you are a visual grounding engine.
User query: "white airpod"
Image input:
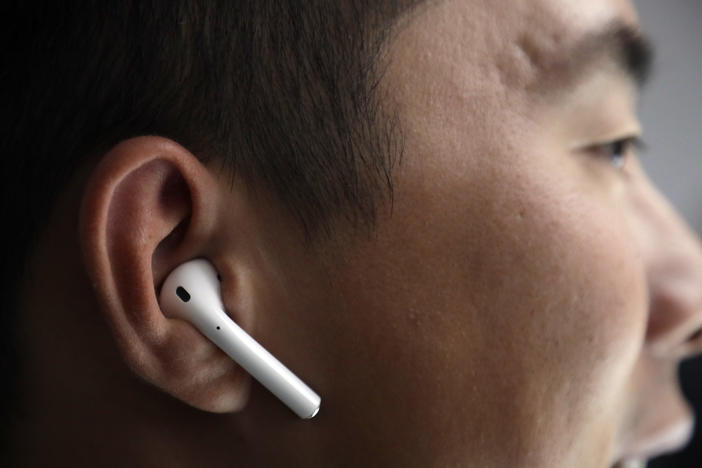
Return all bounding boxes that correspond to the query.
[159,258,321,419]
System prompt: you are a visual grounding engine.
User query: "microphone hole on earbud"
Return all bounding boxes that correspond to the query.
[216,326,220,330]
[176,286,191,302]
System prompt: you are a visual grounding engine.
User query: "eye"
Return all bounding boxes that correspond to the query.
[585,136,645,170]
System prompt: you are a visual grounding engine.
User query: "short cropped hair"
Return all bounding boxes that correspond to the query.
[0,0,419,445]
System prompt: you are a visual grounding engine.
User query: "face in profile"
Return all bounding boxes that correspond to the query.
[251,0,702,466]
[10,1,701,467]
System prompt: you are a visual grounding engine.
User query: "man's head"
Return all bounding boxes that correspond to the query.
[5,0,702,467]
[2,0,412,453]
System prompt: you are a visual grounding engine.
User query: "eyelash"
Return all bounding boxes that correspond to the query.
[586,136,646,170]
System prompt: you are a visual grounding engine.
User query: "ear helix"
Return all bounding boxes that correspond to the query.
[159,258,321,419]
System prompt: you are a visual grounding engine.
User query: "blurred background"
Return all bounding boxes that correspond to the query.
[634,1,702,467]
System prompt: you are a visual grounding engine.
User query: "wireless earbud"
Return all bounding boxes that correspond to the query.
[159,258,321,419]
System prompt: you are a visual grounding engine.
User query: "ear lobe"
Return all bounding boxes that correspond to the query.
[79,136,251,413]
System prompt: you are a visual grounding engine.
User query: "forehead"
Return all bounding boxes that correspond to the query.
[382,0,641,160]
[390,0,639,96]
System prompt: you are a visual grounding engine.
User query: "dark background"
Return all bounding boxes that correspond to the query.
[635,1,702,467]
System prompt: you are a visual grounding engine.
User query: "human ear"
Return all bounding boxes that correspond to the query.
[79,136,251,413]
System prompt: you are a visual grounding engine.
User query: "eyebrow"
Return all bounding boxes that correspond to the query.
[594,22,654,88]
[538,21,655,92]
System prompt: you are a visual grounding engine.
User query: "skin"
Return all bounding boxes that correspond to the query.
[9,0,702,467]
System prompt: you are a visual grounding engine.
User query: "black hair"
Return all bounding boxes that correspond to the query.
[1,0,419,450]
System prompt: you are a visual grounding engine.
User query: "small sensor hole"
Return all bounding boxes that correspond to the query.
[216,326,221,330]
[176,286,191,302]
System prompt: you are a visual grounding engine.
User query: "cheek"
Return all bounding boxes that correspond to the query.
[325,151,648,464]
[456,162,647,455]
[515,193,647,463]
[491,182,646,400]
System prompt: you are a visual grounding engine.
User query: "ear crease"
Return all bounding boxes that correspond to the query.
[104,159,192,327]
[106,159,191,263]
[175,353,252,413]
[139,316,253,413]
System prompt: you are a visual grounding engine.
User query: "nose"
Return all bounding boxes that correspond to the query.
[635,172,702,360]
